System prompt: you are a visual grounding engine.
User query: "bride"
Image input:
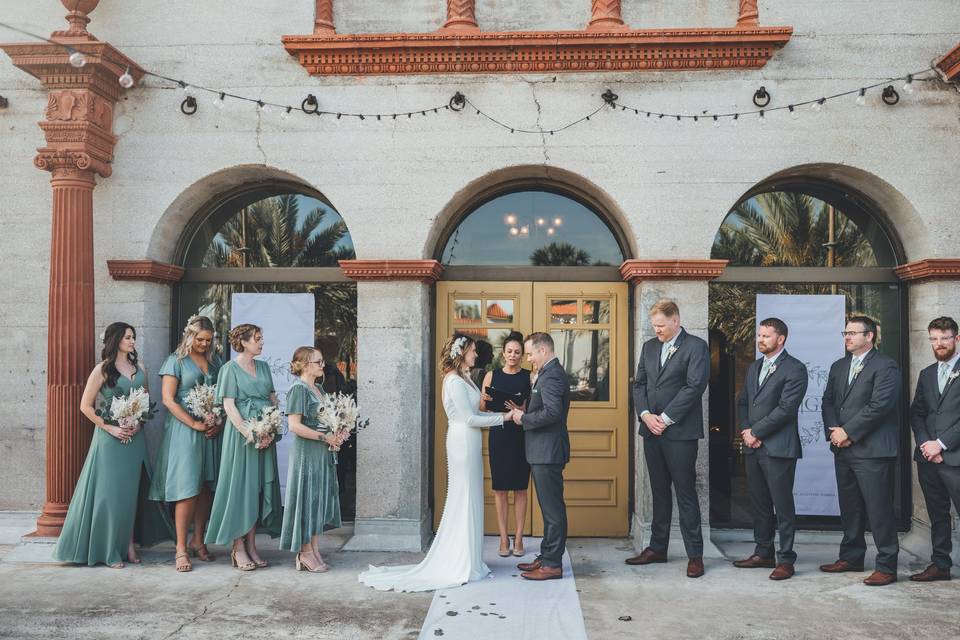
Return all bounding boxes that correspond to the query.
[359,333,513,591]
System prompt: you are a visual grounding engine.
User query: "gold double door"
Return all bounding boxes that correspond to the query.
[434,281,630,537]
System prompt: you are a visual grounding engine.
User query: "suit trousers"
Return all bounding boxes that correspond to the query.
[833,449,899,573]
[917,460,960,569]
[530,463,567,569]
[745,449,798,564]
[643,437,703,557]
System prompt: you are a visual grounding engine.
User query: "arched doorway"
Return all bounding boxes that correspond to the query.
[433,186,633,537]
[172,182,359,520]
[707,180,909,531]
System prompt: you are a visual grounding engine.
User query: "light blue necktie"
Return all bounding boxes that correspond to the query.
[660,341,672,366]
[847,357,861,385]
[938,362,952,394]
[759,359,772,386]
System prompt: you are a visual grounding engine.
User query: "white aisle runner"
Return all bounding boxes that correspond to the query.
[418,537,588,640]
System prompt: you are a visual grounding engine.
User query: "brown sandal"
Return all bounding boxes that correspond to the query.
[188,544,216,562]
[175,551,193,573]
[231,550,256,572]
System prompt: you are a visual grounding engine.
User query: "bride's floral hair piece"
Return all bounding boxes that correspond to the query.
[439,333,474,376]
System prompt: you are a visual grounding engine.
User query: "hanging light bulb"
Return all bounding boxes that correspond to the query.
[553,217,563,227]
[811,98,825,113]
[212,92,226,109]
[759,110,767,126]
[536,218,546,226]
[118,67,135,89]
[258,101,272,115]
[505,213,517,225]
[519,225,529,236]
[509,227,520,236]
[547,228,555,236]
[730,114,739,128]
[902,74,914,94]
[713,115,720,128]
[280,106,292,121]
[789,105,799,120]
[68,50,86,68]
[855,88,866,107]
[181,82,195,98]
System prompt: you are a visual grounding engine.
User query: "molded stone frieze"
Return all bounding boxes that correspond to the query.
[619,259,729,283]
[107,260,186,285]
[894,258,960,283]
[45,89,113,129]
[339,259,445,284]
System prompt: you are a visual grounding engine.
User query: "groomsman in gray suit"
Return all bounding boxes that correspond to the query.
[626,299,710,578]
[820,315,901,586]
[909,316,960,582]
[733,318,809,580]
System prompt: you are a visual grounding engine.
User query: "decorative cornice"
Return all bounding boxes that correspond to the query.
[339,259,444,283]
[282,26,792,77]
[894,259,960,283]
[107,260,185,285]
[936,42,960,83]
[619,259,728,283]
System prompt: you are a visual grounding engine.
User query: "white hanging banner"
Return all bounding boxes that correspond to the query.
[755,294,846,516]
[231,292,315,500]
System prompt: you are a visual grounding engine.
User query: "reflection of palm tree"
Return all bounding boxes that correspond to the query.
[710,192,874,343]
[531,242,591,266]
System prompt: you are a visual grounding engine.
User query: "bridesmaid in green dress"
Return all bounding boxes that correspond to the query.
[280,347,343,572]
[204,323,282,571]
[54,322,173,568]
[149,315,223,572]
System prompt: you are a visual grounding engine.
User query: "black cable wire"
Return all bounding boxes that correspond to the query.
[463,96,608,135]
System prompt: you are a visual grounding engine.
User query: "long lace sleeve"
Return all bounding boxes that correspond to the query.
[446,376,504,429]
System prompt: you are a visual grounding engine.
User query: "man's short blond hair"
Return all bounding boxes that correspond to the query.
[649,299,680,318]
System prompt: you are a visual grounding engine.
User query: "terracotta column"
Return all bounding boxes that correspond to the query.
[441,0,479,32]
[314,0,335,34]
[736,0,760,27]
[587,0,627,31]
[0,1,143,536]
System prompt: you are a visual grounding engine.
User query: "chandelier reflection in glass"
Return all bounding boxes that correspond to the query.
[505,212,563,238]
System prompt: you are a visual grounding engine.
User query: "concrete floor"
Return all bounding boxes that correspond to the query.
[1,513,958,639]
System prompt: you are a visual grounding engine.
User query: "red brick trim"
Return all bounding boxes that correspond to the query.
[619,259,728,282]
[339,259,444,283]
[107,260,185,285]
[936,42,960,83]
[894,259,960,283]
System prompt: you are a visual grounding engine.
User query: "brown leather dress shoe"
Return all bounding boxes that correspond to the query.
[521,565,562,581]
[863,570,897,586]
[909,564,951,582]
[517,557,542,572]
[625,547,668,566]
[686,557,704,578]
[819,559,865,573]
[769,564,795,581]
[733,554,776,569]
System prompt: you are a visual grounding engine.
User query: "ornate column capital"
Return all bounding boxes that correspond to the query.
[440,0,480,32]
[736,0,760,27]
[588,0,628,31]
[314,0,335,34]
[619,259,728,283]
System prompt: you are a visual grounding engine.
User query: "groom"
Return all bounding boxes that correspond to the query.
[511,332,571,581]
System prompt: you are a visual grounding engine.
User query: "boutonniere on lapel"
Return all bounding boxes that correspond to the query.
[767,364,778,376]
[948,371,960,386]
[852,361,865,380]
[665,345,679,362]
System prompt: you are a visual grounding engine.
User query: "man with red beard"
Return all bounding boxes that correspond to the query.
[909,316,960,582]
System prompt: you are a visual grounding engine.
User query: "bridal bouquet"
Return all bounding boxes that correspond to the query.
[245,405,282,450]
[184,383,223,426]
[96,386,156,444]
[316,393,369,452]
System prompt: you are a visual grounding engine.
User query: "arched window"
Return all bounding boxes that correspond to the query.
[440,189,624,267]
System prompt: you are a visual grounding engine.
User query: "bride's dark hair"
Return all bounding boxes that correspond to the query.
[438,333,474,376]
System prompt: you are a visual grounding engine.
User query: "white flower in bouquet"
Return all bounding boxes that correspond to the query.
[245,405,282,449]
[316,392,369,451]
[184,383,223,425]
[104,387,156,444]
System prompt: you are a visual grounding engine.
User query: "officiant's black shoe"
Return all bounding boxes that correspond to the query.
[521,566,562,581]
[625,548,667,565]
[819,560,864,573]
[909,564,951,582]
[863,570,897,586]
[517,557,542,572]
[733,555,776,569]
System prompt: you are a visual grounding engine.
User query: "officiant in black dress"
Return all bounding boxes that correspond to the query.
[480,331,532,558]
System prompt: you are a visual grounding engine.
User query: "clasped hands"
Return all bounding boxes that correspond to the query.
[741,428,762,449]
[504,400,525,425]
[642,412,669,436]
[829,426,853,448]
[920,440,945,464]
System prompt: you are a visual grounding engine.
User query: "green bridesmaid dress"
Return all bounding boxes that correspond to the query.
[279,381,342,551]
[54,367,174,566]
[149,353,223,502]
[204,359,283,545]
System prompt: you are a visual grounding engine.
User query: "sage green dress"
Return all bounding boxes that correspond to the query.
[204,359,283,544]
[279,381,342,550]
[148,353,223,502]
[54,368,174,566]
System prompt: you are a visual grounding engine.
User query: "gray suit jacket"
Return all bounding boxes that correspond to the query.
[633,328,710,441]
[910,359,960,466]
[737,350,809,459]
[522,358,571,465]
[821,349,901,459]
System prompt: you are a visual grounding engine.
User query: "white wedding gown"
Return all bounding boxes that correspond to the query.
[359,373,504,592]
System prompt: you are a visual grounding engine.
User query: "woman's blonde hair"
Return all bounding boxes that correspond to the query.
[229,323,262,353]
[174,315,216,361]
[290,346,321,376]
[438,333,474,376]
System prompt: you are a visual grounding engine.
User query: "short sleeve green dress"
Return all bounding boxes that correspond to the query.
[149,353,223,502]
[279,380,342,551]
[204,359,283,544]
[54,367,174,566]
